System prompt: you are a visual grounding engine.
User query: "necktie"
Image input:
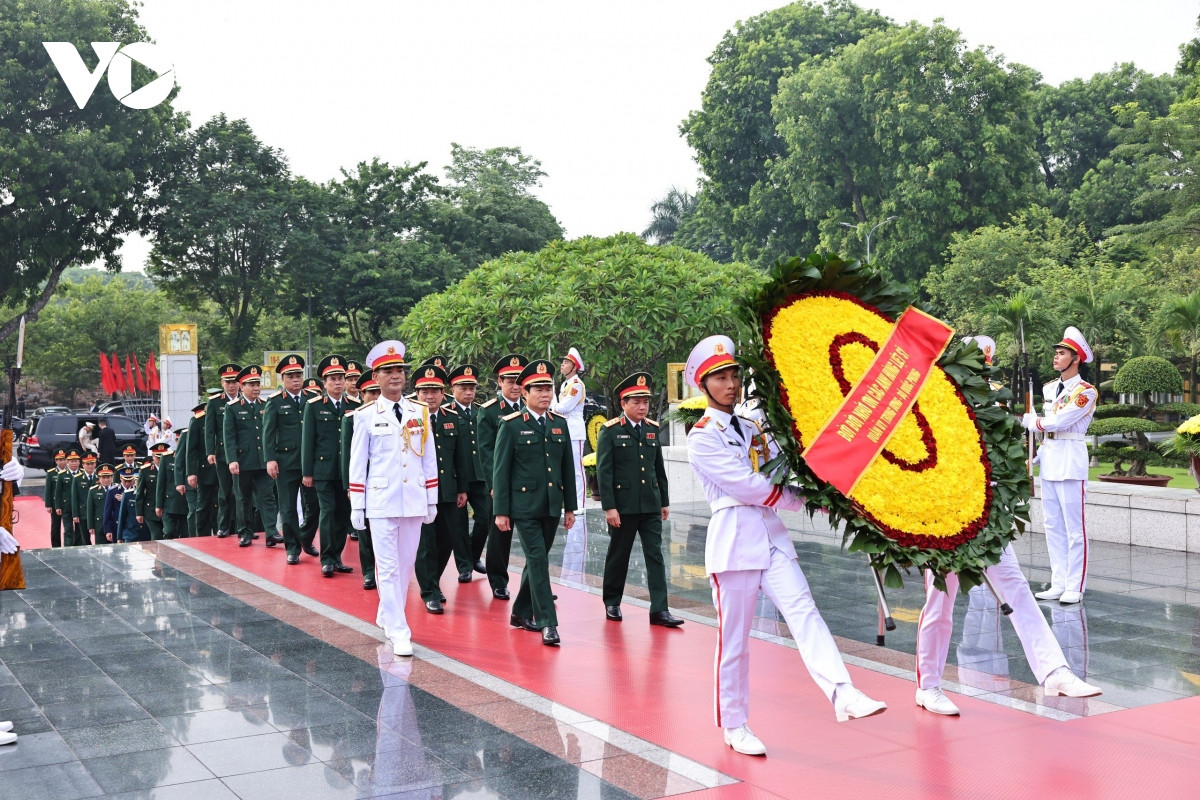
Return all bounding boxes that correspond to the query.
[394,402,403,424]
[537,415,546,430]
[463,406,471,420]
[729,416,744,440]
[1056,382,1066,398]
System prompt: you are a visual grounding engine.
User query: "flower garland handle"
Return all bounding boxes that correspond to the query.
[870,565,896,646]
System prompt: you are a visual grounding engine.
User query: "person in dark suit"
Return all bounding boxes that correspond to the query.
[302,355,354,577]
[447,363,488,578]
[264,355,308,563]
[597,373,683,627]
[95,417,119,467]
[478,353,526,600]
[225,365,280,548]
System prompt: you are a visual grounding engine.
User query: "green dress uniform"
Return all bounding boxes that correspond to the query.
[340,373,376,586]
[85,468,112,543]
[57,463,83,546]
[448,364,489,571]
[44,456,64,547]
[185,403,217,536]
[492,360,577,635]
[224,365,279,546]
[206,363,243,535]
[135,454,164,540]
[69,465,99,546]
[156,446,188,539]
[479,353,528,596]
[174,428,197,537]
[597,378,672,616]
[302,355,353,572]
[263,356,309,559]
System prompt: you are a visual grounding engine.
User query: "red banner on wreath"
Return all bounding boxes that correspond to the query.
[803,307,954,495]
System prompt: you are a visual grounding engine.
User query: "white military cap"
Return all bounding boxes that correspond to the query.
[1056,327,1093,364]
[685,335,737,389]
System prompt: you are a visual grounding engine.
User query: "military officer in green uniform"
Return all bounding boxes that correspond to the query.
[85,463,114,543]
[174,421,196,537]
[479,353,527,599]
[492,358,577,646]
[264,354,309,564]
[69,453,99,546]
[45,449,66,547]
[448,364,489,577]
[297,379,323,554]
[225,365,281,548]
[156,442,188,539]
[185,400,216,536]
[206,363,242,537]
[342,369,381,588]
[597,372,684,627]
[57,450,83,545]
[343,360,365,406]
[412,363,470,614]
[302,354,354,577]
[136,442,166,540]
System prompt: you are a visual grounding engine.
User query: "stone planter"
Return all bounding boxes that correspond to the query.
[1097,473,1172,488]
[1191,455,1200,494]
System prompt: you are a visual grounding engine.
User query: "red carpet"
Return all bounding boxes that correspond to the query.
[13,498,1200,798]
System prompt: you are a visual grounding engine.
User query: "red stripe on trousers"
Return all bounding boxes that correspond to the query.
[1079,482,1088,593]
[713,572,723,728]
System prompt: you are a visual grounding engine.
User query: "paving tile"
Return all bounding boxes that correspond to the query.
[220,761,360,799]
[0,730,77,772]
[41,692,152,729]
[107,778,242,800]
[185,731,314,777]
[60,718,181,759]
[157,704,279,744]
[81,746,215,794]
[0,760,105,800]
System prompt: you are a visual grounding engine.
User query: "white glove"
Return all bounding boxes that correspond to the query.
[0,457,22,485]
[423,504,437,525]
[0,526,17,555]
[351,509,365,530]
[1020,412,1039,431]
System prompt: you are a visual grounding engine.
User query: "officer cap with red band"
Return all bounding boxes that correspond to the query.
[275,354,305,375]
[518,359,556,388]
[316,355,347,378]
[236,365,263,384]
[365,340,411,371]
[413,364,448,390]
[356,369,379,392]
[617,372,653,400]
[449,364,479,386]
[1055,326,1093,364]
[685,335,738,389]
[217,363,243,381]
[344,360,363,379]
[493,353,528,378]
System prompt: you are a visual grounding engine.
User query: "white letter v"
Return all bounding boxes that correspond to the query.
[43,42,121,109]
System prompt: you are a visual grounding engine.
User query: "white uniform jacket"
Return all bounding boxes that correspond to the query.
[551,374,586,441]
[1037,375,1097,482]
[348,396,439,518]
[686,408,806,575]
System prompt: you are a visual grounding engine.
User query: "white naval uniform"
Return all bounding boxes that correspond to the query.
[915,545,1068,690]
[551,373,587,512]
[349,396,439,644]
[1037,375,1097,594]
[687,407,852,729]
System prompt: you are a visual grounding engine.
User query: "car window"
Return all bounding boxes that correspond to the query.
[108,417,141,435]
[43,417,74,436]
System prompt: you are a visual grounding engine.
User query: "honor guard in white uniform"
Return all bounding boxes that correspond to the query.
[914,330,1100,715]
[348,340,439,657]
[684,335,885,756]
[1022,326,1098,605]
[551,346,588,514]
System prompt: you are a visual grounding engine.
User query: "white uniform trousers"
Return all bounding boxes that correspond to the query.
[371,515,423,642]
[709,545,851,729]
[571,439,585,511]
[1042,478,1088,594]
[915,545,1067,689]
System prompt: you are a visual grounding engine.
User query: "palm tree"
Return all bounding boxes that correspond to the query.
[1154,290,1200,402]
[1068,286,1130,370]
[641,187,697,245]
[982,290,1056,399]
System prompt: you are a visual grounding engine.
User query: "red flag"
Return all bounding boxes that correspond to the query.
[132,352,147,394]
[124,354,136,396]
[146,351,160,392]
[99,353,112,394]
[110,353,126,394]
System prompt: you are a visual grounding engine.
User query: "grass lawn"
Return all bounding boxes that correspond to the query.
[1035,464,1197,489]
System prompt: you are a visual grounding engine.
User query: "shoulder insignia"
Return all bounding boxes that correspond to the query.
[1075,394,1090,408]
[645,418,659,427]
[307,396,323,404]
[1042,379,1058,387]
[195,410,205,418]
[1079,381,1094,390]
[351,404,373,415]
[502,410,523,421]
[603,417,621,428]
[548,410,563,419]
[140,463,151,470]
[692,416,710,430]
[344,408,356,417]
[226,398,240,406]
[742,416,763,432]
[480,398,498,408]
[440,404,459,415]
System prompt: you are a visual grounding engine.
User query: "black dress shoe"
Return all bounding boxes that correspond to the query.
[216,530,229,538]
[252,533,260,539]
[286,554,299,565]
[473,560,486,574]
[541,626,560,646]
[492,588,510,600]
[349,531,358,540]
[458,572,472,583]
[238,537,252,547]
[605,605,622,621]
[649,611,685,628]
[509,614,538,631]
[322,565,334,577]
[333,563,354,574]
[265,534,283,547]
[302,545,319,557]
[363,577,376,590]
[425,599,444,614]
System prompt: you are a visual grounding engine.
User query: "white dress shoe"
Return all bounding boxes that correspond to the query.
[1044,670,1101,698]
[1034,587,1064,600]
[834,686,887,722]
[915,686,961,716]
[392,636,413,657]
[1058,591,1083,604]
[723,724,766,756]
[0,721,12,732]
[0,730,16,746]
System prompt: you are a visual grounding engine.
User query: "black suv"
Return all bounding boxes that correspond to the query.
[18,412,148,470]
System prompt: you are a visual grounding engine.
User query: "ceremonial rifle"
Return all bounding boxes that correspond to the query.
[1020,319,1035,499]
[1,318,25,586]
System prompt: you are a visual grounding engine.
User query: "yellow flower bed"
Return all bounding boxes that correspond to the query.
[1178,413,1200,435]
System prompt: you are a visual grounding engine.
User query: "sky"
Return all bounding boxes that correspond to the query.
[114,0,1200,271]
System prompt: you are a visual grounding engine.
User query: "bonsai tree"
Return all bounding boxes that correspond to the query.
[1087,356,1182,477]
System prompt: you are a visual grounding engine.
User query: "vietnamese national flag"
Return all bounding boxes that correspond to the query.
[132,352,147,394]
[110,353,126,394]
[146,351,160,392]
[124,354,136,396]
[99,353,112,394]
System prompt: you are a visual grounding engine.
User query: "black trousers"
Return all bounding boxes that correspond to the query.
[215,458,235,534]
[234,468,277,541]
[276,469,305,556]
[602,512,669,613]
[416,500,460,600]
[48,509,62,548]
[511,517,558,629]
[314,479,350,568]
[461,481,490,563]
[485,515,513,592]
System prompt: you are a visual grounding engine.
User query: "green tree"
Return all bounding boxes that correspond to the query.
[681,1,891,266]
[0,0,187,343]
[671,190,735,262]
[1153,290,1200,402]
[771,20,1041,283]
[396,234,765,412]
[980,289,1058,394]
[641,187,696,245]
[147,115,295,361]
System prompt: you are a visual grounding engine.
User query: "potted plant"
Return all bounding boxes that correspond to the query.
[582,452,600,500]
[668,394,709,432]
[1089,356,1182,487]
[1162,413,1200,492]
